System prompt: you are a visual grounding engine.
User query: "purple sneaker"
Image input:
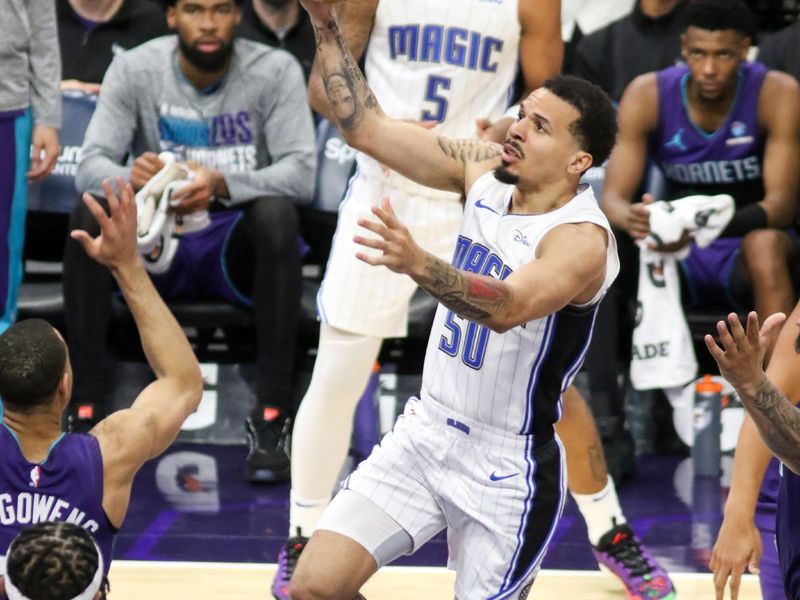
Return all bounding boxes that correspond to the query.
[591,521,676,600]
[272,532,309,600]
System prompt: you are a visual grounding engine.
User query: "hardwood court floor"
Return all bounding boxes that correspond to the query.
[108,561,761,599]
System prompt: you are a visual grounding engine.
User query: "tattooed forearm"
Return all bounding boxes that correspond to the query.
[437,137,502,165]
[417,254,511,326]
[746,376,800,472]
[312,18,379,131]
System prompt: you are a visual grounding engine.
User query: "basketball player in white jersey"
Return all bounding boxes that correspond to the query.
[276,1,676,599]
[290,0,619,600]
[283,0,655,597]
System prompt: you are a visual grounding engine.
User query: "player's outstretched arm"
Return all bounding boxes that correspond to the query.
[710,416,770,600]
[706,312,800,474]
[355,199,609,332]
[71,178,204,526]
[301,0,500,195]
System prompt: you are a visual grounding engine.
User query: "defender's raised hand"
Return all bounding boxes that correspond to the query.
[70,177,139,271]
[705,312,787,397]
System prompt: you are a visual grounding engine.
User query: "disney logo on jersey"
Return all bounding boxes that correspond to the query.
[513,230,530,247]
[388,25,504,73]
[29,466,41,489]
[726,120,754,146]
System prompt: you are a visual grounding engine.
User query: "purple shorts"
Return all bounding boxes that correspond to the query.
[756,459,783,600]
[150,209,251,307]
[679,238,744,310]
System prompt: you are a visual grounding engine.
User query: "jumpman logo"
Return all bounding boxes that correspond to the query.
[665,128,687,152]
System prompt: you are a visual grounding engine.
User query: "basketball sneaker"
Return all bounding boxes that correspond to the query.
[245,408,291,482]
[272,530,308,600]
[592,520,676,600]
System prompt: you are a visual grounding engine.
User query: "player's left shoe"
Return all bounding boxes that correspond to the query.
[592,520,676,600]
[271,530,308,600]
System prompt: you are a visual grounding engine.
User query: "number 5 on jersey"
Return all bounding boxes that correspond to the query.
[422,75,451,122]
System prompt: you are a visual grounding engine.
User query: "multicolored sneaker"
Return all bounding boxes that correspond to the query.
[272,531,308,600]
[591,521,676,599]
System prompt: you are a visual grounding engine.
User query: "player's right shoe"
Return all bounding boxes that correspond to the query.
[245,408,291,482]
[271,530,308,600]
[592,520,676,600]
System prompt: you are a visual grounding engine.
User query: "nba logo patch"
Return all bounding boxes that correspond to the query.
[730,121,747,137]
[29,466,41,488]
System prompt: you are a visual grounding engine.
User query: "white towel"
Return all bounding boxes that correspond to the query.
[645,194,735,249]
[630,194,735,390]
[630,247,697,390]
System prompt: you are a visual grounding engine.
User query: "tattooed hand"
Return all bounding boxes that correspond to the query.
[705,312,787,398]
[354,197,427,277]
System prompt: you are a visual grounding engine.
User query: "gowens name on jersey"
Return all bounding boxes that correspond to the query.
[0,491,100,532]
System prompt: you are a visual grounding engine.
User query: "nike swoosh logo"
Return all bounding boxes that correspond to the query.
[490,471,519,481]
[475,199,499,214]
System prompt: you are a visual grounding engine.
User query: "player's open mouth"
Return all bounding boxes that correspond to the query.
[502,142,522,162]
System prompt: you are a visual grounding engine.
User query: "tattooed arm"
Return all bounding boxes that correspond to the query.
[706,311,800,473]
[300,0,502,194]
[743,376,800,474]
[354,198,609,332]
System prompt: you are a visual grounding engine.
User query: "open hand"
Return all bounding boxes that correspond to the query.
[705,312,787,398]
[353,197,426,277]
[70,177,139,271]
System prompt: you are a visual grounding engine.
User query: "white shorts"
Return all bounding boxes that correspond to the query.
[316,169,463,338]
[320,398,567,600]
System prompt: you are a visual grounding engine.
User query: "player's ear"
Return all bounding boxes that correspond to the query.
[567,151,592,176]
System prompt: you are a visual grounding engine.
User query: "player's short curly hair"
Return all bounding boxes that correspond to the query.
[542,75,618,169]
[5,522,109,600]
[0,319,66,410]
[684,0,754,37]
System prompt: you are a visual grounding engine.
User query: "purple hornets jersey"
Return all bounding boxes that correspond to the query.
[650,62,767,208]
[777,462,800,597]
[0,424,115,573]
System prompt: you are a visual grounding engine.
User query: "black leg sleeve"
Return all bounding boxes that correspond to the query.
[62,197,115,405]
[225,197,302,413]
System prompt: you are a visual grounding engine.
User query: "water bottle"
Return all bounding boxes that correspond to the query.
[693,375,723,477]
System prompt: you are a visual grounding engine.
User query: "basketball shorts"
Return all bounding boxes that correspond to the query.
[149,209,251,306]
[679,238,743,310]
[320,397,567,599]
[316,169,463,338]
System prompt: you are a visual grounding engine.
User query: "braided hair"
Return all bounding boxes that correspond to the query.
[5,522,108,600]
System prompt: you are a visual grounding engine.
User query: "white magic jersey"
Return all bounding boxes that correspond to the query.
[358,0,521,194]
[421,173,620,437]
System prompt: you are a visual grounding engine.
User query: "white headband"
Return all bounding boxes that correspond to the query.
[4,539,104,600]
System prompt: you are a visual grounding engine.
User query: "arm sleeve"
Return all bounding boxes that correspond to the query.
[75,57,138,195]
[720,203,768,238]
[28,0,62,128]
[221,56,317,206]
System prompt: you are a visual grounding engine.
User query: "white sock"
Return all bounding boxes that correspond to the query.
[570,476,626,546]
[288,324,383,537]
[289,491,331,537]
